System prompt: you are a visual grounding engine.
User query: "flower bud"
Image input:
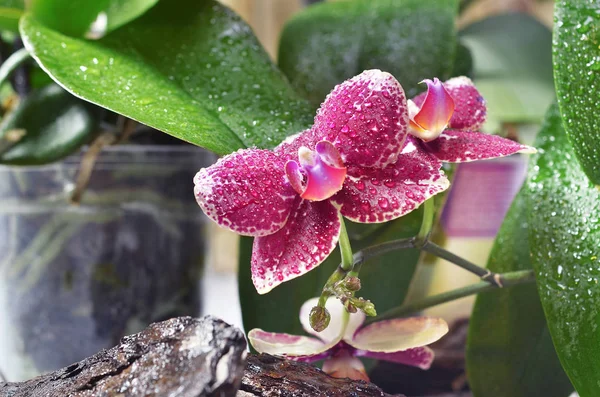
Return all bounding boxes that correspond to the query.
[344,276,361,292]
[342,297,358,313]
[309,305,331,332]
[362,300,377,317]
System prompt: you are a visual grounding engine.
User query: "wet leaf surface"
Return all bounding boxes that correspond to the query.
[278,0,459,107]
[0,84,96,165]
[467,184,572,397]
[553,0,600,184]
[527,104,600,397]
[21,0,313,155]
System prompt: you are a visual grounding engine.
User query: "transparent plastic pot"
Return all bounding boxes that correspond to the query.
[0,144,215,381]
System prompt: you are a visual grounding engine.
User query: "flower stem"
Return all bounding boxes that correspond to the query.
[420,241,505,287]
[416,197,435,244]
[318,217,355,308]
[366,269,535,324]
[338,214,354,272]
[0,48,30,89]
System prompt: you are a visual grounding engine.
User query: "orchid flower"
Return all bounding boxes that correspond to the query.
[194,70,450,294]
[249,297,448,381]
[407,76,536,162]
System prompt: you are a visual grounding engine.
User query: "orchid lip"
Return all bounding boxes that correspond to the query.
[285,141,347,201]
[409,77,455,141]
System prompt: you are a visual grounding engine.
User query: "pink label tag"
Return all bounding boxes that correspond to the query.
[441,156,528,237]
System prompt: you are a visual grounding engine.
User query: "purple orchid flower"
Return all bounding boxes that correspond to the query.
[406,76,536,162]
[248,297,448,381]
[194,70,450,294]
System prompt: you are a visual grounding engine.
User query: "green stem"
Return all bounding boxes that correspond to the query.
[416,198,435,244]
[421,241,504,286]
[351,238,415,270]
[0,48,30,88]
[338,214,354,272]
[366,269,535,324]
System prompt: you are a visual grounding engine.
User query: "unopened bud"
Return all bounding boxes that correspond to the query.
[344,276,361,291]
[362,300,377,317]
[342,297,358,313]
[309,305,330,332]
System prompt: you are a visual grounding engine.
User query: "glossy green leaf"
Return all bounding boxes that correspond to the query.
[527,104,600,397]
[553,0,600,184]
[459,14,554,129]
[21,0,313,155]
[29,0,111,37]
[466,185,572,397]
[104,0,159,32]
[0,84,96,165]
[239,209,422,335]
[278,0,459,107]
[0,7,22,33]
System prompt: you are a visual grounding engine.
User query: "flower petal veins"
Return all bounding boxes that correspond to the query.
[348,317,448,353]
[251,198,341,294]
[194,149,296,236]
[356,346,435,370]
[331,138,449,223]
[420,130,536,163]
[313,69,409,168]
[248,329,335,361]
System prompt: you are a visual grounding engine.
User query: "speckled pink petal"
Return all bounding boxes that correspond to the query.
[410,78,455,141]
[348,317,448,353]
[251,198,341,294]
[313,69,409,168]
[194,149,297,236]
[355,346,435,370]
[331,138,450,223]
[412,76,486,131]
[299,297,366,344]
[248,329,336,362]
[275,129,320,161]
[421,130,536,163]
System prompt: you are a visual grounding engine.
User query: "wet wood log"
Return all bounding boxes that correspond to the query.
[238,354,403,397]
[1,316,405,397]
[0,316,247,397]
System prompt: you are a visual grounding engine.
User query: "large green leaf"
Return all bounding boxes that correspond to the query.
[0,84,96,165]
[104,0,159,32]
[21,0,313,155]
[29,0,111,37]
[527,104,600,397]
[553,0,600,184]
[466,185,572,397]
[239,209,422,335]
[0,0,23,33]
[459,14,554,129]
[278,0,459,107]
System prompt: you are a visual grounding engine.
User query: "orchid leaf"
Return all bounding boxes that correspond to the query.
[20,0,313,155]
[459,14,554,129]
[0,0,23,33]
[466,185,572,397]
[29,0,111,37]
[278,0,459,107]
[239,209,422,335]
[103,0,159,33]
[553,0,600,184]
[527,104,600,397]
[0,84,96,165]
